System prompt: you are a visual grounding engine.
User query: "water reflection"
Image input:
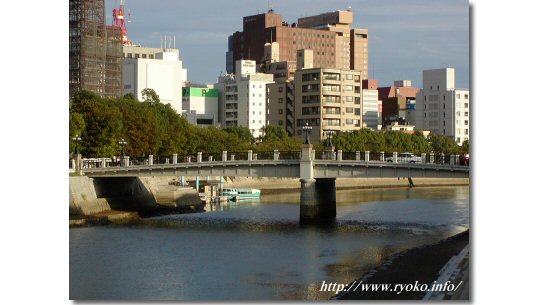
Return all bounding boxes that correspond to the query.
[204,198,261,212]
[70,186,469,301]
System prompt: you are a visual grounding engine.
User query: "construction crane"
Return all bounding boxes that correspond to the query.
[112,0,132,45]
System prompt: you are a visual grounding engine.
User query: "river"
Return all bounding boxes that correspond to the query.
[69,186,469,300]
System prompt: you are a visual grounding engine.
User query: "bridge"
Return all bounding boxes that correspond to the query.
[77,145,469,224]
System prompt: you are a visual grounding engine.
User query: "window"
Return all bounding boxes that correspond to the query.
[252,120,255,123]
[253,111,255,115]
[465,120,469,125]
[278,87,283,92]
[465,129,469,135]
[346,107,353,113]
[355,108,361,115]
[253,93,255,97]
[457,94,461,99]
[464,103,469,108]
[346,85,353,91]
[464,94,469,99]
[346,119,354,124]
[278,109,283,114]
[259,94,262,97]
[346,74,353,80]
[346,96,353,102]
[278,120,283,125]
[465,112,469,116]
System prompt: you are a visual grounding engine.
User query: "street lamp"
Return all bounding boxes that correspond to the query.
[72,134,81,155]
[119,138,127,158]
[324,130,335,148]
[302,122,312,145]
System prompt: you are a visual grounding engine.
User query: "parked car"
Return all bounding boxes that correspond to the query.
[386,152,422,163]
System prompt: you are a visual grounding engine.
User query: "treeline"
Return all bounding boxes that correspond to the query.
[321,129,468,154]
[69,90,302,158]
[69,90,468,158]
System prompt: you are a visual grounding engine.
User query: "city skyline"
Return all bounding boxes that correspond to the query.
[105,0,469,88]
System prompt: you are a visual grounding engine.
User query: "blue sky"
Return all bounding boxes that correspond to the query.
[106,0,469,88]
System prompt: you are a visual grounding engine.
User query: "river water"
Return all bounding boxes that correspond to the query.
[69,186,469,300]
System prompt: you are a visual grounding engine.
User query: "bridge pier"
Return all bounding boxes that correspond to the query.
[299,144,336,224]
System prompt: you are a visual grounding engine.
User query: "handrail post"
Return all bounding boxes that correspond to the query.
[148,154,153,165]
[248,150,253,161]
[337,150,342,161]
[197,152,202,163]
[393,152,398,163]
[380,151,385,162]
[430,153,435,164]
[172,153,178,164]
[365,151,370,162]
[421,153,426,164]
[222,151,227,162]
[356,151,361,161]
[273,150,279,161]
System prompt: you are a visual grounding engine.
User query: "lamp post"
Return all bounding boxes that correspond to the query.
[324,130,335,148]
[119,138,127,158]
[302,122,312,145]
[72,134,81,155]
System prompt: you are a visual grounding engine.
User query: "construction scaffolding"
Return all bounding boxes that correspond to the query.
[69,0,122,98]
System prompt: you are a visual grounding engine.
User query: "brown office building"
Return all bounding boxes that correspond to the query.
[227,8,368,79]
[378,80,419,126]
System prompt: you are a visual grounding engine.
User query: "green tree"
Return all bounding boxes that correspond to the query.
[141,88,160,103]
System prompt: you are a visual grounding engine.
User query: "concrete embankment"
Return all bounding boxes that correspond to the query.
[69,176,203,226]
[222,177,469,194]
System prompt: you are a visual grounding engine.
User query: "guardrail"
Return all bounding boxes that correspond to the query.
[75,150,469,172]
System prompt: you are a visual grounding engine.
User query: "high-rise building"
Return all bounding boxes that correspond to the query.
[215,60,274,138]
[123,50,183,113]
[413,68,470,145]
[69,0,123,98]
[294,67,362,143]
[227,8,368,78]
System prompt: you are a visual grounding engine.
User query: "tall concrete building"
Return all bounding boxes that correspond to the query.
[215,60,274,138]
[413,68,470,145]
[123,50,183,113]
[294,67,362,143]
[227,8,368,78]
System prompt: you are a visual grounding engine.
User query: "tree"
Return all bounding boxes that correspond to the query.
[141,88,160,104]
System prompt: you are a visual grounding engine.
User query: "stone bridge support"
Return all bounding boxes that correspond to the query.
[299,144,337,224]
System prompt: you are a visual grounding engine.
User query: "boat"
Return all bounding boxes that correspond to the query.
[221,188,261,201]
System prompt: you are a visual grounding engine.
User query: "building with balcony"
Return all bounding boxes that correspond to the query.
[294,67,362,143]
[215,60,274,138]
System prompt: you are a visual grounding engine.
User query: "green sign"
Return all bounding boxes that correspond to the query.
[182,87,218,98]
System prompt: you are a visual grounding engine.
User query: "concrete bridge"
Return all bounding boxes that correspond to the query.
[77,146,469,224]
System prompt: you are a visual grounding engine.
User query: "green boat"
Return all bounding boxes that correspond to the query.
[222,188,261,201]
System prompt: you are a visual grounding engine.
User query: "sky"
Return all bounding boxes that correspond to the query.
[107,0,469,88]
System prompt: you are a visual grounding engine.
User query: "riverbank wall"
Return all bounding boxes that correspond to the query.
[69,176,203,225]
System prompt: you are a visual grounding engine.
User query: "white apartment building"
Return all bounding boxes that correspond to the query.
[413,68,469,145]
[215,60,274,138]
[123,50,183,113]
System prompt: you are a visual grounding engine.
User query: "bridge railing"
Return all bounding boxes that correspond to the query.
[280,150,301,160]
[228,151,249,161]
[130,156,149,166]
